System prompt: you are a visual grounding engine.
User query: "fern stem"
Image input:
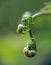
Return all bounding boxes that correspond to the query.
[32,10,51,19]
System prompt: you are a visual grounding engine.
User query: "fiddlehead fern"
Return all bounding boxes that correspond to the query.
[17,12,37,58]
[17,3,51,58]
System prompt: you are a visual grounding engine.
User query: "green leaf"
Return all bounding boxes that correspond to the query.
[40,1,51,11]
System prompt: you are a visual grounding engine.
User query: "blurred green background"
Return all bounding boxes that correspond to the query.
[0,0,51,65]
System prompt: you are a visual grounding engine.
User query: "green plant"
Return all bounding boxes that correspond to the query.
[17,2,51,58]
